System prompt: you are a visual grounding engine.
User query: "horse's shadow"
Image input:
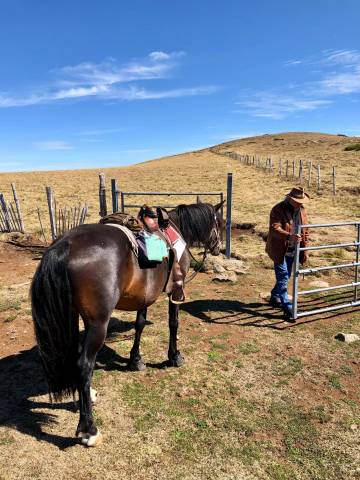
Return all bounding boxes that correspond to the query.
[0,316,138,449]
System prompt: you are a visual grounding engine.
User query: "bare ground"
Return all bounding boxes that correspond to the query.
[0,232,359,480]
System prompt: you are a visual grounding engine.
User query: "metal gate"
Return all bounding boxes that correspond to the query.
[292,221,360,319]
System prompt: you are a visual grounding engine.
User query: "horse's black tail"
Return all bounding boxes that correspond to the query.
[31,240,78,401]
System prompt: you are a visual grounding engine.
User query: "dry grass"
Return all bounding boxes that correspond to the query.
[1,132,359,247]
[0,132,359,479]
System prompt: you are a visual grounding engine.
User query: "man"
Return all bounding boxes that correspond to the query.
[266,187,310,320]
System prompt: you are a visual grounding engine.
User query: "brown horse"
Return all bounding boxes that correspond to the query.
[31,202,223,446]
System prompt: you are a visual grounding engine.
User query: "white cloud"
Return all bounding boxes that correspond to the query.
[238,93,331,119]
[109,85,220,101]
[149,51,171,61]
[322,49,360,66]
[75,127,126,136]
[0,51,216,108]
[240,49,360,119]
[33,140,74,151]
[284,59,303,66]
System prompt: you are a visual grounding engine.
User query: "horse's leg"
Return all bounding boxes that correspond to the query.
[76,319,109,446]
[76,317,98,405]
[168,301,184,367]
[128,308,147,371]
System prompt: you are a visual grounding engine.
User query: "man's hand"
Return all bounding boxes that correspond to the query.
[289,234,301,243]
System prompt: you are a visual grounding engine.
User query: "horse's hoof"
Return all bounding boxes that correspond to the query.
[169,353,185,367]
[80,430,103,447]
[128,359,146,371]
[90,387,98,404]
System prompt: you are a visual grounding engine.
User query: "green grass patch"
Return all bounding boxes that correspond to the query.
[4,313,18,323]
[208,349,222,362]
[237,341,260,355]
[328,374,342,389]
[0,296,22,312]
[339,364,353,375]
[273,357,303,377]
[310,405,332,424]
[265,462,298,480]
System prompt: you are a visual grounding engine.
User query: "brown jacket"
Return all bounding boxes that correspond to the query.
[265,200,309,264]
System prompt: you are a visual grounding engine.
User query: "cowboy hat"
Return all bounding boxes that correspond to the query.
[286,187,310,204]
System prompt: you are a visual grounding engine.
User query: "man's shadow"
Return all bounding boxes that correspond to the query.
[0,316,139,449]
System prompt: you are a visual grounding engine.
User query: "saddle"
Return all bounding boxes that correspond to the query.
[99,210,185,265]
[100,209,187,300]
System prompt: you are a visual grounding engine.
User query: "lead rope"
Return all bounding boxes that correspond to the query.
[185,248,208,284]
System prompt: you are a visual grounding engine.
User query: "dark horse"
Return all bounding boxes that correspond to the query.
[31,202,223,446]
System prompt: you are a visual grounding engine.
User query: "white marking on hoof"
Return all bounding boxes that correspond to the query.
[81,430,103,447]
[90,387,98,404]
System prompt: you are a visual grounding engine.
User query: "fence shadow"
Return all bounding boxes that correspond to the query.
[181,298,360,329]
[181,299,287,329]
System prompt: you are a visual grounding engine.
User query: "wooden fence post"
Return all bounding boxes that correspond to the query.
[279,159,282,176]
[37,207,47,243]
[0,194,11,231]
[225,173,233,259]
[11,183,25,233]
[317,165,321,191]
[46,186,57,241]
[285,159,289,178]
[292,160,296,179]
[99,173,107,217]
[308,161,312,188]
[111,179,118,213]
[332,166,336,196]
[299,160,303,183]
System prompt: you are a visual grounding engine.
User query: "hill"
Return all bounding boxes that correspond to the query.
[0,132,359,241]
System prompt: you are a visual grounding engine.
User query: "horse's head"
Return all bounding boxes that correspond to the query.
[169,201,225,255]
[205,201,225,256]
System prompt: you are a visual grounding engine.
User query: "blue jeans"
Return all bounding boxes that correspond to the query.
[271,256,294,309]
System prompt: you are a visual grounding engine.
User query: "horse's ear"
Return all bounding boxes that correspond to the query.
[214,199,226,212]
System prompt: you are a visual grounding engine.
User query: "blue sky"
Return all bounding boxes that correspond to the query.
[0,0,359,172]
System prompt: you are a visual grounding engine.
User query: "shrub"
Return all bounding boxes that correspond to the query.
[344,143,360,151]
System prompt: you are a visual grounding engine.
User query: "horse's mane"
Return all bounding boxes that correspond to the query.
[169,203,216,246]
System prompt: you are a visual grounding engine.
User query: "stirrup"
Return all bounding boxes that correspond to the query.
[170,290,186,304]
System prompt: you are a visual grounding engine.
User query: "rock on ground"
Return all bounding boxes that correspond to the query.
[212,272,238,283]
[335,332,360,343]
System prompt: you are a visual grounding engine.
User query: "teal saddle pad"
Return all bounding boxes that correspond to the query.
[144,232,169,262]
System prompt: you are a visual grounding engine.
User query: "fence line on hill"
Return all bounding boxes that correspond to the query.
[215,150,338,196]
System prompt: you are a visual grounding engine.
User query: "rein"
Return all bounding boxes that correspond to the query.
[168,207,221,285]
[185,248,208,284]
[184,218,220,284]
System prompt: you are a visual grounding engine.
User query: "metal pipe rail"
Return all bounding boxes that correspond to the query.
[122,191,222,196]
[123,203,183,209]
[292,220,360,320]
[301,221,360,228]
[299,261,360,275]
[298,282,360,296]
[300,242,360,251]
[296,300,360,318]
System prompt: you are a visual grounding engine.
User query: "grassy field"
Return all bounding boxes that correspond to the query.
[0,132,359,479]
